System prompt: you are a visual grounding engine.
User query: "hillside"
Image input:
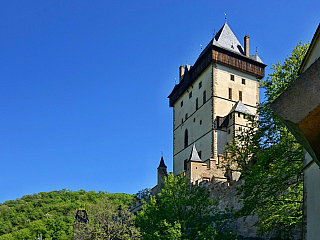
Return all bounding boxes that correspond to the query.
[0,189,135,240]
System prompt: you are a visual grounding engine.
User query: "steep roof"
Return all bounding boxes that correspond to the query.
[188,144,202,162]
[158,156,167,168]
[229,100,254,115]
[213,23,245,55]
[197,23,264,64]
[168,22,266,108]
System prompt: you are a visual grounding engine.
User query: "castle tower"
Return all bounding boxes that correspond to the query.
[157,156,167,188]
[168,22,266,176]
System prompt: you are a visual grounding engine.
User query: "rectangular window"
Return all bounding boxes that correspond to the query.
[230,74,234,81]
[229,88,232,100]
[238,112,241,117]
[242,78,246,85]
[239,91,242,101]
[181,101,183,107]
[184,159,188,171]
[185,113,188,120]
[196,98,198,110]
[203,90,206,104]
[199,81,202,89]
[189,91,192,99]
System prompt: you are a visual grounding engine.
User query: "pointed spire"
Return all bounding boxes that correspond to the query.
[188,144,202,162]
[158,156,167,168]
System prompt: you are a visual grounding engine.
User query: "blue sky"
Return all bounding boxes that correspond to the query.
[0,1,319,203]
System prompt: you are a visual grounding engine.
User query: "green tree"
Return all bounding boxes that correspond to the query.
[0,189,135,239]
[135,188,151,201]
[224,41,309,238]
[76,197,141,240]
[136,173,236,240]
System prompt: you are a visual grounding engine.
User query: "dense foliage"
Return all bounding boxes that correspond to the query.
[0,189,134,240]
[224,41,309,238]
[136,173,236,240]
[75,197,140,239]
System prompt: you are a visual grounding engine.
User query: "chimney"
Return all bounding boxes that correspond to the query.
[244,35,249,57]
[179,65,184,82]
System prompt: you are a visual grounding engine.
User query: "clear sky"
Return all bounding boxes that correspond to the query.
[0,1,318,203]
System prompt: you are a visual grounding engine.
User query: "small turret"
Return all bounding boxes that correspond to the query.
[157,156,167,187]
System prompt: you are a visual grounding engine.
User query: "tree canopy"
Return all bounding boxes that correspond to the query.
[75,197,141,240]
[224,41,309,238]
[0,189,135,240]
[136,173,236,240]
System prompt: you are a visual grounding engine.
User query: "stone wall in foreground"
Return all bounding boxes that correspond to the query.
[197,179,301,239]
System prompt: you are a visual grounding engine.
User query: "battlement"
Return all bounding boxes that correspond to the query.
[196,178,245,189]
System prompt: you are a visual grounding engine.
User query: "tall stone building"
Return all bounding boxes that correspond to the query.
[168,22,266,179]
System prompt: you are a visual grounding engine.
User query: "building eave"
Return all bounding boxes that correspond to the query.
[271,57,320,167]
[298,23,320,74]
[168,44,266,107]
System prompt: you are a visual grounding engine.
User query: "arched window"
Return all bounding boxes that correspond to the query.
[184,129,188,148]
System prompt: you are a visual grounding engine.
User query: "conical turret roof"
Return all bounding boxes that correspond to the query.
[188,144,202,162]
[158,156,167,168]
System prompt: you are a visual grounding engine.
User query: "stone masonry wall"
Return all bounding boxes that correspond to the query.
[197,179,301,239]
